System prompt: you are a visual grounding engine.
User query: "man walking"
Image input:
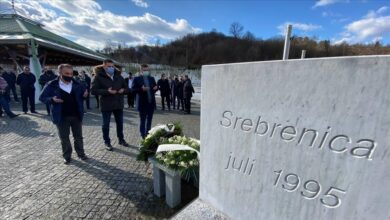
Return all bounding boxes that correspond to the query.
[157,73,171,111]
[92,59,130,151]
[39,68,57,115]
[132,64,158,139]
[125,72,135,108]
[183,75,195,114]
[1,67,19,103]
[0,71,18,118]
[17,66,37,114]
[39,64,88,164]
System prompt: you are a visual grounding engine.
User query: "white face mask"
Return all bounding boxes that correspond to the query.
[143,71,150,76]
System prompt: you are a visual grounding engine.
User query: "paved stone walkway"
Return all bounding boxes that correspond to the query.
[0,99,200,219]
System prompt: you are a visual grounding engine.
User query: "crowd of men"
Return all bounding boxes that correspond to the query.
[0,60,195,164]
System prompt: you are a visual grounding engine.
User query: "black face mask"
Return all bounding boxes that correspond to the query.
[62,76,73,82]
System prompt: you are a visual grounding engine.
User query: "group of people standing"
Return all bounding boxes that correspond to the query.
[39,60,180,164]
[156,73,195,114]
[1,60,196,164]
[0,66,39,118]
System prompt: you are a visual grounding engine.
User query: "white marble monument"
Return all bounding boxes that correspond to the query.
[191,56,390,220]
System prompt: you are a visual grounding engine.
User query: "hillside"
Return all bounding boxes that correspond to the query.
[107,32,390,68]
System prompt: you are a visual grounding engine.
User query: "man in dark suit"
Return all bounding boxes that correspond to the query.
[171,75,179,110]
[131,64,158,139]
[183,75,195,114]
[125,72,135,108]
[157,73,171,111]
[17,66,37,114]
[75,70,92,110]
[39,68,57,115]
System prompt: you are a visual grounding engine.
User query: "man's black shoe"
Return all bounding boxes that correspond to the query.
[119,140,130,147]
[105,143,114,151]
[64,158,71,164]
[79,155,88,161]
[10,114,19,119]
[23,112,27,114]
[31,111,38,114]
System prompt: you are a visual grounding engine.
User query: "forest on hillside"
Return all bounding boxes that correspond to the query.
[101,24,390,68]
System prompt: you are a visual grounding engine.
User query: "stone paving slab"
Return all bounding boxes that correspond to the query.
[0,99,200,219]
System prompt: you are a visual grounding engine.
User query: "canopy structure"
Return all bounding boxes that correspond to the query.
[0,13,118,99]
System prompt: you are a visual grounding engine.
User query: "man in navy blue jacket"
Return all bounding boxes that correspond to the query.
[40,64,88,164]
[17,66,37,113]
[131,64,158,139]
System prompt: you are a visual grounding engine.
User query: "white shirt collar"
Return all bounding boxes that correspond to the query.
[59,79,73,94]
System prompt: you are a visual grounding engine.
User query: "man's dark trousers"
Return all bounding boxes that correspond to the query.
[161,94,170,110]
[85,93,90,109]
[21,89,35,112]
[184,97,191,113]
[127,92,134,107]
[139,108,154,138]
[0,95,16,117]
[172,94,178,109]
[102,109,124,144]
[6,85,18,102]
[56,116,85,160]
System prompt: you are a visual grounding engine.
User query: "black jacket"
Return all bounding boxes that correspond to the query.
[171,79,179,96]
[177,81,184,99]
[183,79,195,98]
[2,71,16,88]
[91,66,127,111]
[84,74,91,92]
[131,75,157,112]
[39,71,57,88]
[157,78,171,96]
[17,72,36,91]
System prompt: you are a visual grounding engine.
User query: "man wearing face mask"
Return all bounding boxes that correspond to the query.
[92,59,129,151]
[39,64,89,164]
[131,64,158,139]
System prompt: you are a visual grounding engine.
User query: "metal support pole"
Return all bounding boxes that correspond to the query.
[28,39,42,102]
[283,24,292,60]
[301,50,306,59]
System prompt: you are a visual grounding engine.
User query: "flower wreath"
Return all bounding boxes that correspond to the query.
[137,123,183,161]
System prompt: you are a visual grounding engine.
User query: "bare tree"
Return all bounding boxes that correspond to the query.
[243,31,255,41]
[103,39,115,54]
[229,22,244,38]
